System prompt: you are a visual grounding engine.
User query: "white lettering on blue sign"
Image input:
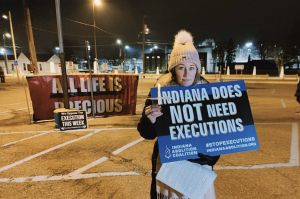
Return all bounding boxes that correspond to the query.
[161,88,209,105]
[211,85,242,99]
[169,118,244,140]
[170,103,203,124]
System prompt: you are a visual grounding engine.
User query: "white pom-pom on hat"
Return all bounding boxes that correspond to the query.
[168,30,201,71]
[174,30,193,46]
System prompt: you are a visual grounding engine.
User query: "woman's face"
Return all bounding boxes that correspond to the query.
[174,62,197,86]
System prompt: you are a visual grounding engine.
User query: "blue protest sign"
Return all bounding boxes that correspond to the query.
[150,80,259,163]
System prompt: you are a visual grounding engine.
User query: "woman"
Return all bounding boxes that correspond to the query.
[137,30,220,199]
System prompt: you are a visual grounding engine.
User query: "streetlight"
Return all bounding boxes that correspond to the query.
[116,39,122,45]
[142,16,149,73]
[92,0,102,75]
[116,39,122,59]
[0,48,5,54]
[55,46,60,51]
[2,14,8,20]
[1,11,18,77]
[245,42,253,61]
[3,32,11,39]
[124,45,130,71]
[124,45,130,58]
[245,42,253,48]
[153,45,158,71]
[2,32,11,74]
[92,0,102,60]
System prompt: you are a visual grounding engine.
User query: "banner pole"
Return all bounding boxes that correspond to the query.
[22,75,31,124]
[55,0,69,109]
[86,41,95,117]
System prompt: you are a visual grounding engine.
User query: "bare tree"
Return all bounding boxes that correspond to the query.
[258,41,267,60]
[270,44,297,74]
[225,38,236,66]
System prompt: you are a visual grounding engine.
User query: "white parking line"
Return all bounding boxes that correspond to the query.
[0,127,135,137]
[0,135,145,183]
[214,162,296,170]
[0,123,297,183]
[112,138,144,155]
[1,132,51,147]
[280,99,287,108]
[0,171,139,183]
[68,171,139,180]
[68,157,109,176]
[0,130,102,173]
[289,123,299,165]
[69,137,145,176]
[215,122,299,170]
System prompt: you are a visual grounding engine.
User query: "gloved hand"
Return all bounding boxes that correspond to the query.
[188,153,220,166]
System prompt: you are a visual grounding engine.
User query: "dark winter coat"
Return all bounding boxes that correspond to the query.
[137,73,220,199]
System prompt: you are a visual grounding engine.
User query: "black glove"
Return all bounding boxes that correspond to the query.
[188,153,220,166]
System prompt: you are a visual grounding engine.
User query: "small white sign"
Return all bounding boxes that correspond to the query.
[235,64,244,70]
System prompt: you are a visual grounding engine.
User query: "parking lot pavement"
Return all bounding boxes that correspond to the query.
[0,76,299,198]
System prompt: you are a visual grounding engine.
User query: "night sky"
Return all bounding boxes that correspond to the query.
[1,0,299,58]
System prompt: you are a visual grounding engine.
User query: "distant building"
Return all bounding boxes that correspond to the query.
[0,52,31,74]
[197,39,216,73]
[123,58,143,73]
[0,53,77,75]
[144,49,166,73]
[142,39,216,73]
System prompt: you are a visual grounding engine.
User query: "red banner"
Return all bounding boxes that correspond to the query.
[26,74,139,121]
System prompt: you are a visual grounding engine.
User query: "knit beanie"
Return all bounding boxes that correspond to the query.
[168,30,201,71]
